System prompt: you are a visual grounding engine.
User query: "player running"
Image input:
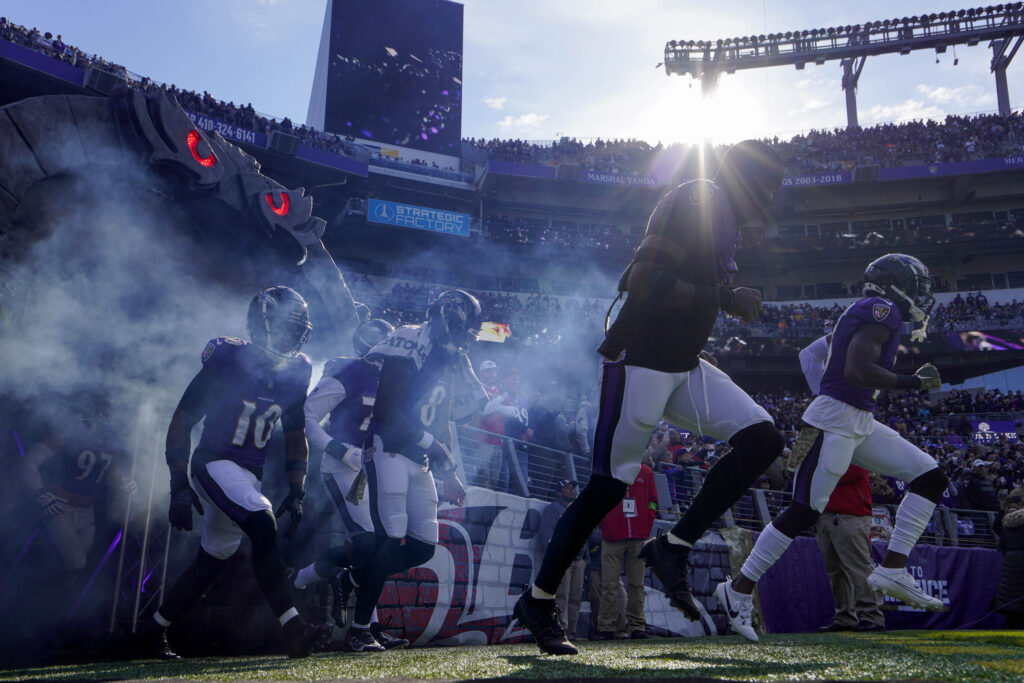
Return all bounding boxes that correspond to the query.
[342,290,485,652]
[514,140,787,655]
[291,317,410,651]
[151,286,333,659]
[715,253,946,641]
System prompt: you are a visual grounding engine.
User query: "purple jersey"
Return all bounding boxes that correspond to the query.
[323,357,380,447]
[46,417,121,503]
[194,337,311,471]
[819,297,903,411]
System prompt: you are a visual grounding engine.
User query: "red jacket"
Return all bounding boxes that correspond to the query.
[824,464,872,516]
[601,464,658,541]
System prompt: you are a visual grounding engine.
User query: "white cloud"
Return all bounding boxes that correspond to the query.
[484,96,507,110]
[497,113,550,131]
[914,83,995,109]
[863,99,945,124]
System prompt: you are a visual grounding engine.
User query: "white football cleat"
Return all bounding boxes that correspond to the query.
[867,567,943,611]
[714,578,758,642]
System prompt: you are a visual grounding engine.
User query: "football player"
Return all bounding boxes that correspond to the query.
[16,392,135,577]
[342,289,485,652]
[151,286,333,659]
[291,317,409,651]
[514,140,787,655]
[716,254,946,641]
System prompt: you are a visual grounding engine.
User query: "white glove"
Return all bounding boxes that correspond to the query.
[341,447,363,472]
[37,490,71,517]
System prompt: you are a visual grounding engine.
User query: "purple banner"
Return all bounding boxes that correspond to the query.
[758,536,1004,632]
[971,420,1018,444]
[184,111,267,148]
[295,144,369,177]
[486,160,556,179]
[0,39,85,85]
[880,155,1024,181]
[780,171,853,188]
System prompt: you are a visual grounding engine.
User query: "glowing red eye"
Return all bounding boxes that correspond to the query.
[186,130,216,168]
[265,192,290,216]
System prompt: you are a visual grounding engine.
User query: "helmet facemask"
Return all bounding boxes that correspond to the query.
[248,287,313,359]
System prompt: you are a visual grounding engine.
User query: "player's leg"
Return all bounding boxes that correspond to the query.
[152,469,240,660]
[644,360,783,621]
[43,506,88,573]
[852,423,947,610]
[294,469,373,590]
[518,362,675,654]
[722,429,855,641]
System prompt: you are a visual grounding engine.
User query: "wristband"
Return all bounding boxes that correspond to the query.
[417,432,435,449]
[894,374,923,390]
[717,287,734,311]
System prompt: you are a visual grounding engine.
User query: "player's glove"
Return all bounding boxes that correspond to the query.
[168,486,204,531]
[426,440,455,476]
[36,489,71,517]
[915,363,942,391]
[326,439,362,472]
[275,482,305,538]
[722,287,762,323]
[121,477,138,496]
[441,472,467,507]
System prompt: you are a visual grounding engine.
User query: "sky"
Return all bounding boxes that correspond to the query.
[3,0,1022,145]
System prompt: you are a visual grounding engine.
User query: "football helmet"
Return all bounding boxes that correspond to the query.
[353,301,372,323]
[352,318,394,357]
[426,289,482,350]
[247,286,313,358]
[715,139,784,225]
[862,253,935,322]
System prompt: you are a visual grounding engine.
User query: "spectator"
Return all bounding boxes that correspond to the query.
[539,480,586,638]
[596,462,658,640]
[816,465,885,633]
[964,459,1001,511]
[994,487,1024,629]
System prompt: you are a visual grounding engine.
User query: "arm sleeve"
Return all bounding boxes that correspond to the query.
[304,376,347,453]
[484,394,518,418]
[799,334,831,395]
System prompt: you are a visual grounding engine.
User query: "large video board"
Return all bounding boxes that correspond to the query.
[324,0,463,154]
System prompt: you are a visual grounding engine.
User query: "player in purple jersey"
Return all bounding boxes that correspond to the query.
[341,290,486,652]
[716,254,948,642]
[291,318,409,651]
[150,286,333,659]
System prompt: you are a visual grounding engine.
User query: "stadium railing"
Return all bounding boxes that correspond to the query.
[452,428,1003,549]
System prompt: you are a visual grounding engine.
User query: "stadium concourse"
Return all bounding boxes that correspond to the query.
[2,9,1024,683]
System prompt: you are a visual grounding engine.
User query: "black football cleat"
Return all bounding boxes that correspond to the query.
[155,627,180,660]
[639,534,702,621]
[283,618,334,659]
[331,569,353,627]
[512,592,578,655]
[370,622,409,649]
[345,626,385,652]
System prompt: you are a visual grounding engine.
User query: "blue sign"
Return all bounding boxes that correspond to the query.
[367,199,470,237]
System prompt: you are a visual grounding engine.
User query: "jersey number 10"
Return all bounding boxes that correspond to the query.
[232,400,283,449]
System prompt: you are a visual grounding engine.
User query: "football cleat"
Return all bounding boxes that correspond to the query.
[867,567,943,611]
[714,579,758,643]
[639,535,702,621]
[283,618,334,659]
[154,627,181,660]
[512,592,578,655]
[345,626,385,652]
[370,622,409,649]
[330,570,353,627]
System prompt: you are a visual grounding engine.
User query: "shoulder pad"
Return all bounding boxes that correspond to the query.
[857,297,901,326]
[291,353,313,382]
[366,324,429,368]
[202,336,247,365]
[323,356,357,379]
[682,178,719,206]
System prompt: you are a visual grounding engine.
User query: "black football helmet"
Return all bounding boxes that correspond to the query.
[247,286,313,358]
[715,139,785,224]
[426,289,482,350]
[352,318,394,357]
[863,253,935,322]
[353,301,372,323]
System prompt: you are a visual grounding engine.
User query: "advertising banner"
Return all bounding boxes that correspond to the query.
[971,420,1018,444]
[184,111,267,148]
[368,198,470,237]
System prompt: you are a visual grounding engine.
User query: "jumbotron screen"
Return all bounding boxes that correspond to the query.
[324,0,463,154]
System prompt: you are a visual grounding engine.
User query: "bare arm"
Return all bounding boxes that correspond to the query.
[844,324,904,390]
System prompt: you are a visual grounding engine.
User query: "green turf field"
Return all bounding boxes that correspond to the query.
[3,631,1022,682]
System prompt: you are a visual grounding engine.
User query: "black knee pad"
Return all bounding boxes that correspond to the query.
[908,467,948,502]
[403,537,436,569]
[773,502,821,538]
[729,421,786,472]
[239,510,278,558]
